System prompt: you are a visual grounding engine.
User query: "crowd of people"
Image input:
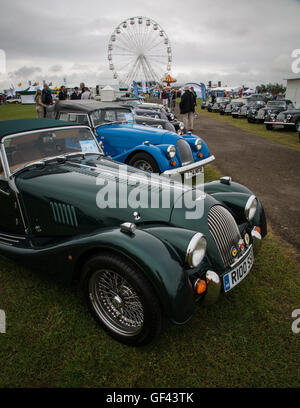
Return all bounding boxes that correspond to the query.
[34,82,93,118]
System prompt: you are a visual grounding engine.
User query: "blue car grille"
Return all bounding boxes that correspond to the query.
[176,139,194,166]
[208,205,241,268]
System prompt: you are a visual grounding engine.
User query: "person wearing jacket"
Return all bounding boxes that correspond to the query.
[179,86,196,131]
[58,85,68,100]
[42,83,53,117]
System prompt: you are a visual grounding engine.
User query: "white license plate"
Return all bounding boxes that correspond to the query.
[184,167,204,179]
[223,247,254,292]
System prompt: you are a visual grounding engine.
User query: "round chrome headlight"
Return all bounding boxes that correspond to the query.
[157,124,163,129]
[186,233,207,268]
[194,138,202,151]
[179,122,185,130]
[245,195,257,221]
[287,114,292,120]
[167,144,176,159]
[170,113,175,120]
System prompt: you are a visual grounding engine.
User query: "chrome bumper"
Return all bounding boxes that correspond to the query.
[264,121,295,126]
[251,227,262,255]
[162,155,215,176]
[202,271,221,305]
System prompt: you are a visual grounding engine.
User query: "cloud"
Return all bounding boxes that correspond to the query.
[0,0,299,89]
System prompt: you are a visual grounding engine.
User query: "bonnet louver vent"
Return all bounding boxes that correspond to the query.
[50,202,78,227]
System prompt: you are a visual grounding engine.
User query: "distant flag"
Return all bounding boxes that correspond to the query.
[132,81,139,98]
[18,82,22,87]
[28,80,31,86]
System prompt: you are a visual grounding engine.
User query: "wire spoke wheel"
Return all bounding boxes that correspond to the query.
[133,159,154,172]
[108,16,172,86]
[89,269,145,336]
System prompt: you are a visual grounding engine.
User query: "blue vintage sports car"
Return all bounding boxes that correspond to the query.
[50,100,214,176]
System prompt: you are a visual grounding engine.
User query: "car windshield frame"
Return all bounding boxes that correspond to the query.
[91,108,134,127]
[1,125,102,178]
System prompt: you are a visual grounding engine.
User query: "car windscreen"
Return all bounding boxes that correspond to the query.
[135,110,162,119]
[92,109,134,125]
[266,101,286,107]
[3,127,99,174]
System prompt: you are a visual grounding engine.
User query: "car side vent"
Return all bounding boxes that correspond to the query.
[50,202,78,227]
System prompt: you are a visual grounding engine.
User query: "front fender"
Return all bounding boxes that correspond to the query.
[204,180,267,237]
[111,144,176,173]
[1,227,195,324]
[184,136,211,160]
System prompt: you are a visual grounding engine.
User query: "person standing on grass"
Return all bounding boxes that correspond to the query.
[171,89,176,109]
[179,86,196,131]
[161,88,168,107]
[42,83,53,117]
[34,89,46,118]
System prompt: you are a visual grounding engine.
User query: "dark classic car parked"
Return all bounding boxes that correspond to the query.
[133,107,186,134]
[263,101,296,129]
[224,100,245,116]
[246,101,266,123]
[49,100,214,178]
[255,100,295,127]
[0,119,267,345]
[231,99,248,118]
[134,113,176,133]
[233,100,258,118]
[136,102,185,133]
[264,107,300,130]
[210,98,231,114]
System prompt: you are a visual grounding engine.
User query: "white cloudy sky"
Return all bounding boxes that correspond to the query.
[0,0,299,90]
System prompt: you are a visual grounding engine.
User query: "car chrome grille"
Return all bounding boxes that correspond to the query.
[50,202,78,227]
[208,205,242,268]
[277,112,285,121]
[176,139,194,166]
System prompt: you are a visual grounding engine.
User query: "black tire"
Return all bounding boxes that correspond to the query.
[128,152,160,173]
[247,118,254,123]
[266,124,273,130]
[81,253,164,346]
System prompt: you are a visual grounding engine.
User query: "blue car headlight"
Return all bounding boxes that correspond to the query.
[167,144,176,159]
[194,139,202,151]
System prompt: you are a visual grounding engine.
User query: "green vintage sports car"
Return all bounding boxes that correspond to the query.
[0,119,267,346]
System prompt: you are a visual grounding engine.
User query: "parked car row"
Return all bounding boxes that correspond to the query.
[202,95,300,132]
[0,97,267,345]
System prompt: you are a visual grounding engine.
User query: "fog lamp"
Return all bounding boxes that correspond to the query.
[194,279,207,295]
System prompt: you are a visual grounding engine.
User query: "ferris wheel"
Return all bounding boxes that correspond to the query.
[108,16,172,86]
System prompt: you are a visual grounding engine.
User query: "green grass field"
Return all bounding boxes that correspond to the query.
[0,104,299,388]
[195,103,300,152]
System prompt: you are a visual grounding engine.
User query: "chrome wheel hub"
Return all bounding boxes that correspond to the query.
[89,269,144,336]
[134,160,153,172]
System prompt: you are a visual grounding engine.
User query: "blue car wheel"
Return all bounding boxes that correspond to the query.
[128,152,160,173]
